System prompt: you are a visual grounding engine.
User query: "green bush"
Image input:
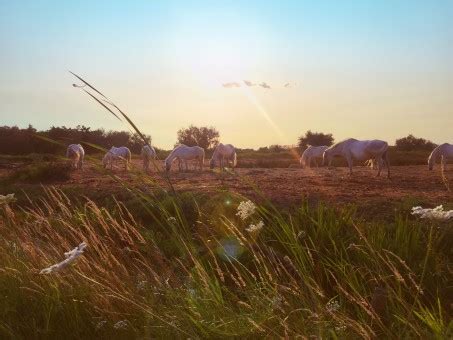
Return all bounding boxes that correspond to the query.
[7,162,72,183]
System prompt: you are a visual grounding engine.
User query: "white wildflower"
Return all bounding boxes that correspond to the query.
[411,205,453,221]
[335,322,347,332]
[297,230,306,240]
[326,299,340,312]
[0,193,16,205]
[113,320,129,330]
[136,280,147,291]
[95,320,107,330]
[236,200,256,220]
[246,220,264,234]
[40,242,87,274]
[270,295,283,309]
[167,216,177,224]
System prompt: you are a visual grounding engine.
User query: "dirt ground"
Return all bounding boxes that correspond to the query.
[4,159,450,220]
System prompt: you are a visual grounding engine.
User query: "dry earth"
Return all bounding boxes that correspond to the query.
[4,159,450,220]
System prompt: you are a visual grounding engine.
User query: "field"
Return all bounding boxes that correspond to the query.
[0,155,452,338]
[2,155,452,220]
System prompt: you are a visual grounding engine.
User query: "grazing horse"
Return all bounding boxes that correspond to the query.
[428,143,453,170]
[210,143,237,170]
[300,145,328,168]
[66,144,85,169]
[165,144,205,172]
[323,138,390,177]
[141,145,156,172]
[102,146,131,170]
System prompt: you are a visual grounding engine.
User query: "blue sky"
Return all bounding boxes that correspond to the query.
[1,1,452,148]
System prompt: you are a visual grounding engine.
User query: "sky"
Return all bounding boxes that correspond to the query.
[0,0,452,149]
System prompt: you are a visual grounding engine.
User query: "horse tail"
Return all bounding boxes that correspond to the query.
[127,149,132,163]
[428,145,441,170]
[200,148,205,170]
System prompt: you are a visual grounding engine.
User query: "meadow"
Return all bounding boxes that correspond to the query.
[0,152,452,338]
[0,73,451,338]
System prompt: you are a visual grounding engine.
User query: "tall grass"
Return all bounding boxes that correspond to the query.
[0,187,451,338]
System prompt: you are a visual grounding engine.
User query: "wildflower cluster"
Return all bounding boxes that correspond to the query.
[411,205,453,221]
[326,299,340,313]
[113,320,129,330]
[246,220,264,234]
[40,242,87,274]
[236,200,256,220]
[0,193,16,205]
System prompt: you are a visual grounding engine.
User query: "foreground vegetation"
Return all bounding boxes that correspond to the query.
[0,186,451,338]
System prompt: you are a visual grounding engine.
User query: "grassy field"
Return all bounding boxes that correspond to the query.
[0,164,452,338]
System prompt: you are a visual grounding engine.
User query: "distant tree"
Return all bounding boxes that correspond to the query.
[297,130,334,150]
[0,125,152,155]
[176,125,219,150]
[395,134,436,151]
[269,144,284,153]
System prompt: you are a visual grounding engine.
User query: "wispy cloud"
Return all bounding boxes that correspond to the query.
[222,80,294,90]
[222,82,241,88]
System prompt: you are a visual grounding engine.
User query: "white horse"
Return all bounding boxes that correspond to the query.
[141,145,156,172]
[66,144,85,169]
[323,138,390,177]
[300,145,328,168]
[428,143,453,170]
[210,143,237,170]
[165,144,205,172]
[102,146,131,170]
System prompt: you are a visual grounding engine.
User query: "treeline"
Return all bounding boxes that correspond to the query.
[0,125,151,155]
[0,124,438,156]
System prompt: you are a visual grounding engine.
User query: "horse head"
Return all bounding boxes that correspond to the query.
[165,159,172,172]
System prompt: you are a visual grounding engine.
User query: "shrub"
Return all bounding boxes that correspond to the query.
[395,134,436,151]
[8,162,72,183]
[298,130,334,149]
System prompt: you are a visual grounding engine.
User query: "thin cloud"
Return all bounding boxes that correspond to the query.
[243,80,256,87]
[223,80,294,89]
[222,82,241,88]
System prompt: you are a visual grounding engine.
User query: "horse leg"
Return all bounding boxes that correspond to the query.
[346,154,353,175]
[376,156,382,177]
[383,150,390,178]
